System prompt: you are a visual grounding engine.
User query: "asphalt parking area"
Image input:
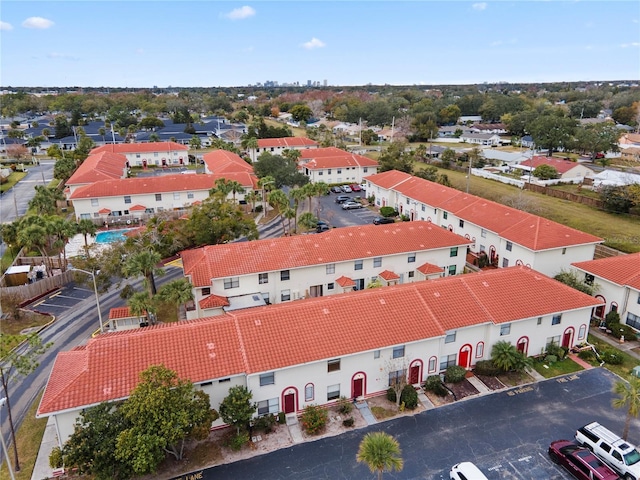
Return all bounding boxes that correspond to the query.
[29,284,94,315]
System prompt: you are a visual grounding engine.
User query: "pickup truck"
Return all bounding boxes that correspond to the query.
[575,422,640,480]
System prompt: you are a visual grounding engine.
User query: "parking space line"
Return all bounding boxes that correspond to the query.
[55,294,85,299]
[49,292,61,298]
[73,287,93,292]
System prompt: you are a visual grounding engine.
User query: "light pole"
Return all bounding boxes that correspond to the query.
[70,267,105,333]
[0,398,16,480]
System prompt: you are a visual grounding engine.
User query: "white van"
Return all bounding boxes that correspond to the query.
[575,422,640,480]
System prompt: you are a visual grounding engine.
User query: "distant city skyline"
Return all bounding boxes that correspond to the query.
[1,1,638,88]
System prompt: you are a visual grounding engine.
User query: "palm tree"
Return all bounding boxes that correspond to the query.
[356,431,404,480]
[298,212,318,231]
[77,219,97,257]
[491,340,521,372]
[227,180,245,204]
[128,291,156,325]
[17,224,50,275]
[122,250,164,296]
[47,217,77,271]
[258,175,276,213]
[612,377,640,440]
[268,189,290,236]
[288,187,306,232]
[210,178,233,199]
[98,127,106,143]
[244,190,259,213]
[29,185,63,215]
[156,279,194,319]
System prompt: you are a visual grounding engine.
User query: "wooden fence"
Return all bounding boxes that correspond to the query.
[523,183,604,209]
[0,270,75,304]
[594,244,626,260]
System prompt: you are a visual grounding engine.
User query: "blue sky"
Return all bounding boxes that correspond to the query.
[1,1,639,88]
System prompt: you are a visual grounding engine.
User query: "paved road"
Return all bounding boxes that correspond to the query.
[178,368,636,480]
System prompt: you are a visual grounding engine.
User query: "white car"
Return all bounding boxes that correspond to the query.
[341,185,352,193]
[342,201,363,210]
[450,462,488,480]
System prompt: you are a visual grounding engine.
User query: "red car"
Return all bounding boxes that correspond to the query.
[350,184,362,192]
[548,440,620,480]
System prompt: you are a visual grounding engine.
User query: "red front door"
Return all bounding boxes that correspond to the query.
[352,378,363,399]
[562,331,572,349]
[458,348,470,368]
[409,365,420,385]
[284,393,295,414]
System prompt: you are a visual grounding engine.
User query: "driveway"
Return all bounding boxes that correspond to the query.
[315,193,378,228]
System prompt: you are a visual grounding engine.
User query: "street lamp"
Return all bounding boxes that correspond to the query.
[0,398,16,480]
[70,267,105,333]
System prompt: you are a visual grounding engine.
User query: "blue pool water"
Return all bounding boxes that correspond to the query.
[95,228,134,244]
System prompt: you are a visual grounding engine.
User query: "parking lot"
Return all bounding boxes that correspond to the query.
[316,188,380,228]
[29,283,95,316]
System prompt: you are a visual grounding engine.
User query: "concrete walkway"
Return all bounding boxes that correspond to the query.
[466,374,491,394]
[285,414,304,444]
[355,400,377,425]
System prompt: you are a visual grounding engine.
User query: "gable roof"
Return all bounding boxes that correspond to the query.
[37,266,601,416]
[572,253,640,290]
[365,171,602,251]
[91,141,188,155]
[257,137,318,148]
[299,147,379,169]
[181,222,472,287]
[66,151,128,186]
[203,149,254,174]
[69,174,216,199]
[519,156,591,175]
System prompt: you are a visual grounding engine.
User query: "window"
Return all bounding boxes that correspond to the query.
[479,245,486,252]
[202,287,211,296]
[257,398,279,416]
[450,247,458,257]
[445,331,456,343]
[327,384,340,401]
[500,324,511,336]
[173,192,180,200]
[637,294,640,305]
[187,192,194,199]
[327,169,332,174]
[155,194,162,201]
[280,270,290,281]
[578,324,586,341]
[506,241,512,251]
[374,350,380,359]
[448,265,456,275]
[547,335,561,346]
[337,168,342,174]
[327,282,334,290]
[318,171,323,176]
[305,384,314,401]
[281,289,291,301]
[218,378,230,383]
[124,195,131,204]
[443,212,448,219]
[327,359,341,372]
[91,199,99,207]
[408,253,416,263]
[552,314,562,325]
[502,258,509,267]
[258,273,269,284]
[326,264,335,274]
[476,342,484,358]
[392,345,405,358]
[259,372,274,386]
[627,312,640,330]
[80,213,90,219]
[428,357,437,373]
[537,317,542,325]
[201,381,213,387]
[354,260,363,270]
[440,354,457,370]
[363,167,368,173]
[223,277,239,289]
[459,219,464,228]
[481,229,487,238]
[388,369,406,387]
[373,257,382,268]
[124,210,129,215]
[562,248,567,255]
[408,271,415,278]
[421,204,426,212]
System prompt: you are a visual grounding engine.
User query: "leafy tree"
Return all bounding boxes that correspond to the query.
[62,403,134,480]
[253,152,309,188]
[612,105,637,126]
[0,333,52,472]
[53,114,73,139]
[28,185,64,215]
[54,156,77,182]
[6,144,29,162]
[573,123,619,159]
[219,386,256,435]
[116,365,218,474]
[415,165,439,182]
[599,185,635,213]
[356,431,404,480]
[77,218,97,256]
[186,196,258,246]
[122,249,164,296]
[47,216,77,271]
[439,148,456,169]
[612,377,640,441]
[378,141,413,174]
[189,135,202,150]
[139,116,165,130]
[568,99,602,119]
[529,114,576,156]
[491,340,531,372]
[290,104,313,123]
[532,164,559,180]
[553,270,597,295]
[361,129,378,145]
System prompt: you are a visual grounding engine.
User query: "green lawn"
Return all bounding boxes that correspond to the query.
[532,357,584,378]
[0,171,28,193]
[587,334,640,381]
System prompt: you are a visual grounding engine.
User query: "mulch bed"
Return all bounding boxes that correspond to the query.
[475,374,506,391]
[447,378,479,400]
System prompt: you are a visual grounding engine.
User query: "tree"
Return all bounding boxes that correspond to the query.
[47,216,77,271]
[573,123,619,160]
[156,279,194,318]
[600,185,635,214]
[439,148,456,169]
[356,431,404,480]
[62,403,134,480]
[6,144,29,162]
[116,365,218,474]
[128,291,156,325]
[532,164,559,180]
[17,222,51,273]
[414,165,439,182]
[378,141,413,174]
[0,333,52,472]
[53,114,73,139]
[268,189,291,236]
[612,378,640,441]
[361,129,378,145]
[554,270,597,295]
[77,218,97,256]
[53,156,77,182]
[219,385,256,435]
[29,185,65,215]
[189,135,202,150]
[491,340,531,372]
[122,250,164,296]
[298,212,319,230]
[186,196,258,246]
[529,114,577,156]
[254,152,309,188]
[290,104,313,123]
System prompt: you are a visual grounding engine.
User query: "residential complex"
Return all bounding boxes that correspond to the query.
[299,147,379,184]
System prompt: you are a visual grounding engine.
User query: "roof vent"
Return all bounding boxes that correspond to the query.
[254,319,261,326]
[379,298,386,305]
[209,352,216,359]
[323,308,330,315]
[482,281,489,287]
[207,342,215,349]
[103,387,112,395]
[434,292,440,297]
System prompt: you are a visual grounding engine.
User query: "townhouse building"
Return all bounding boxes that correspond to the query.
[91,141,189,167]
[37,266,602,447]
[571,252,640,332]
[298,147,379,184]
[181,222,472,319]
[65,151,128,196]
[249,136,319,162]
[363,170,602,277]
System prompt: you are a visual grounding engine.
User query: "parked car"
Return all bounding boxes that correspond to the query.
[373,217,395,225]
[330,186,343,194]
[342,201,363,210]
[575,422,640,479]
[342,185,353,193]
[350,184,362,192]
[335,195,351,204]
[549,440,620,480]
[316,224,330,233]
[449,462,488,480]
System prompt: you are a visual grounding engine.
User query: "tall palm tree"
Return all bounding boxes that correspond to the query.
[156,279,194,318]
[18,224,50,275]
[77,218,97,257]
[612,377,640,440]
[288,187,307,232]
[122,250,164,296]
[267,189,290,236]
[356,431,404,480]
[128,291,156,325]
[210,178,233,199]
[258,175,276,213]
[491,340,521,372]
[47,217,77,271]
[227,180,245,204]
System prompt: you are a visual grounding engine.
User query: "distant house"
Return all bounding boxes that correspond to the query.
[521,135,535,148]
[620,147,640,163]
[471,123,507,134]
[459,115,482,124]
[592,169,640,188]
[299,147,379,184]
[481,149,529,165]
[516,156,595,180]
[108,306,148,331]
[249,137,319,162]
[460,133,501,146]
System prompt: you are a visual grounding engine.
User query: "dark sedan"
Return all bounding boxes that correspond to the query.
[373,217,395,225]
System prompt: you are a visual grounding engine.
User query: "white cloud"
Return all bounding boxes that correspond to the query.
[223,6,256,20]
[620,42,640,48]
[472,3,487,11]
[0,21,13,31]
[22,17,54,29]
[301,37,326,50]
[47,52,78,61]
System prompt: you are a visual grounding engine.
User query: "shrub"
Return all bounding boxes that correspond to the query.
[545,354,558,364]
[367,195,375,204]
[578,350,596,362]
[400,384,419,410]
[342,417,355,427]
[605,310,621,327]
[380,206,398,218]
[608,323,637,340]
[474,360,501,376]
[278,411,286,424]
[545,342,565,359]
[424,375,448,396]
[252,413,277,433]
[254,204,263,213]
[386,387,397,403]
[300,404,328,435]
[400,214,410,222]
[49,446,64,468]
[445,365,467,383]
[601,350,624,365]
[227,431,249,451]
[337,396,353,415]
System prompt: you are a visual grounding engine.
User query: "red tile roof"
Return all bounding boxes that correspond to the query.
[91,142,188,154]
[257,137,318,148]
[379,270,400,281]
[181,222,472,287]
[38,267,601,416]
[199,294,230,309]
[367,170,602,251]
[417,262,443,275]
[203,150,254,174]
[572,253,640,290]
[66,151,128,186]
[97,208,111,214]
[519,156,586,175]
[300,147,378,169]
[335,275,355,287]
[69,174,215,199]
[108,307,138,320]
[129,204,146,211]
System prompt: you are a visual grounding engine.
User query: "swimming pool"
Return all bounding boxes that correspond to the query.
[95,228,134,244]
